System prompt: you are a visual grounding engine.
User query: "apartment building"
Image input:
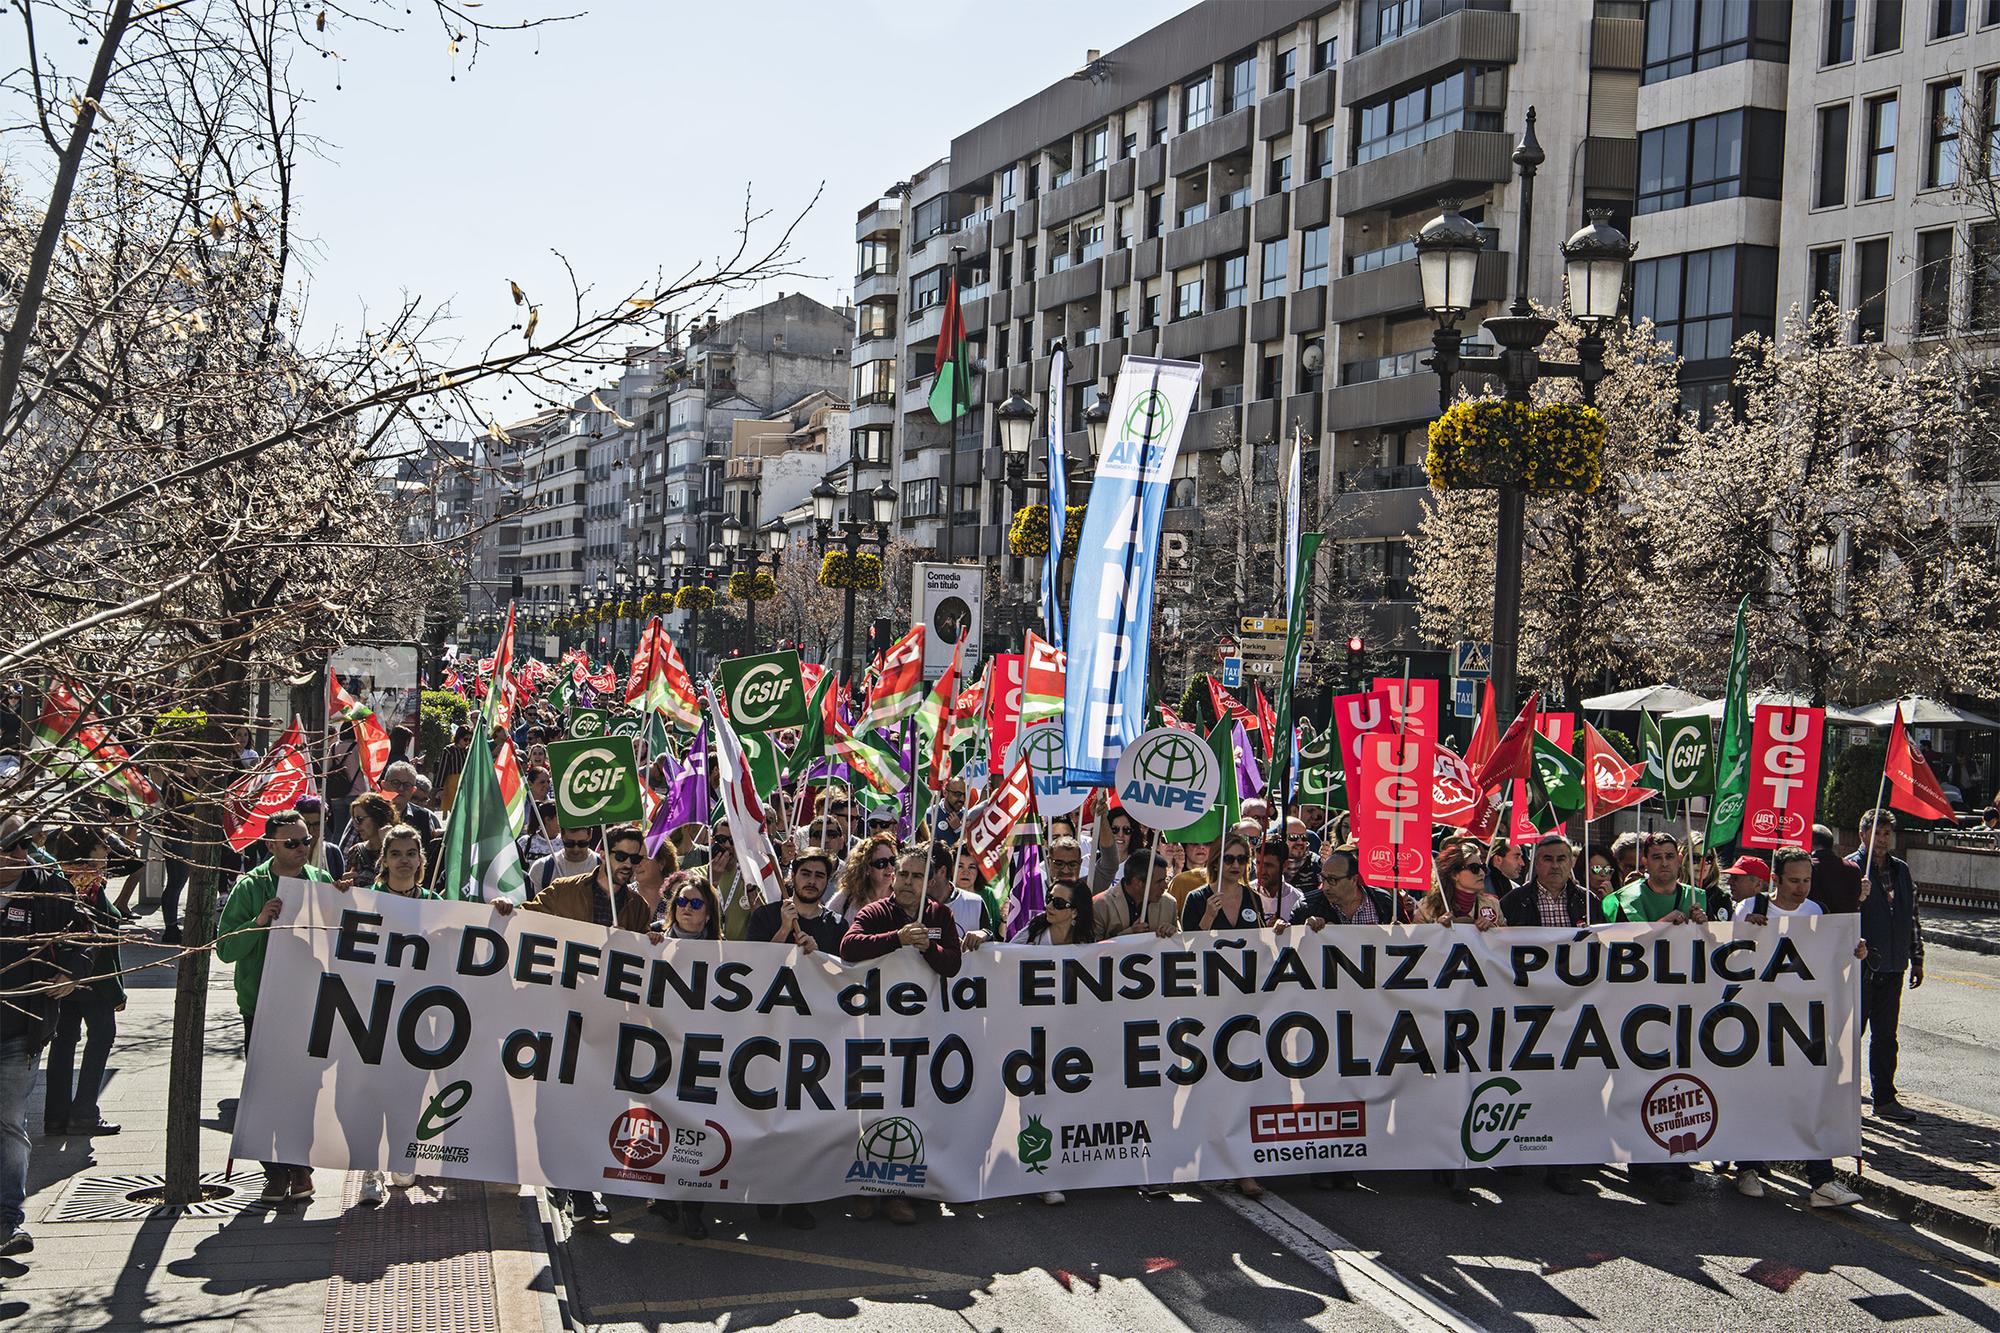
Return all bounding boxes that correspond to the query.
[854,0,1641,663]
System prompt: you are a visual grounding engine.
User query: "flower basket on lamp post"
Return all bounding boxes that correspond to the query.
[1424,398,1605,494]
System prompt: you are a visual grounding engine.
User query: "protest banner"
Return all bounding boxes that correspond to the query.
[235,884,1861,1204]
[1740,705,1825,851]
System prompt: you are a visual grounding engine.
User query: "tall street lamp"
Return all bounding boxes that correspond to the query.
[720,515,785,654]
[812,473,896,687]
[996,364,1112,643]
[1415,107,1632,719]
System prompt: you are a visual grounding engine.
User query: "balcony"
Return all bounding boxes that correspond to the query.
[1344,5,1520,107]
[1329,243,1507,321]
[1163,206,1250,272]
[1583,136,1639,195]
[1040,170,1106,229]
[856,198,900,239]
[1160,307,1247,361]
[1168,106,1254,177]
[1591,15,1644,70]
[1335,129,1514,216]
[854,262,899,304]
[1326,478,1429,537]
[905,301,944,346]
[1035,257,1102,312]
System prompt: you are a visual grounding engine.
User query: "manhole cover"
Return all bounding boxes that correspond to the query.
[50,1171,268,1222]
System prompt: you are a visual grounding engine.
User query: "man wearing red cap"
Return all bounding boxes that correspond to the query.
[1714,853,1771,919]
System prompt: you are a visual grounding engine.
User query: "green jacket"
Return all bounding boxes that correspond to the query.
[216,859,332,1018]
[1601,879,1703,924]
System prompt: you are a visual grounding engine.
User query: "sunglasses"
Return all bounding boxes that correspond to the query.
[1048,897,1075,910]
[674,895,707,910]
[1590,864,1615,875]
[1287,835,1307,843]
[1222,854,1248,865]
[713,839,734,850]
[276,837,311,850]
[869,858,896,871]
[562,839,593,850]
[608,851,643,864]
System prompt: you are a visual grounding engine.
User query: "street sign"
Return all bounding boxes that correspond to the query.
[546,736,643,829]
[717,649,808,733]
[1238,637,1286,658]
[1241,616,1315,637]
[1453,677,1478,719]
[1453,641,1494,678]
[1221,657,1243,689]
[1243,658,1281,678]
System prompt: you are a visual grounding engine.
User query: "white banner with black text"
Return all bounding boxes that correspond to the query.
[232,881,1860,1203]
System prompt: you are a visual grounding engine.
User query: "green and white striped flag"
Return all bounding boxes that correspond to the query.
[436,721,526,902]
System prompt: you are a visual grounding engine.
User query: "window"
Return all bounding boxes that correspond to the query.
[1314,32,1338,72]
[1117,204,1135,250]
[1274,47,1298,92]
[1642,0,1788,83]
[857,238,894,278]
[1353,67,1506,164]
[852,358,896,403]
[1871,0,1903,52]
[1146,189,1165,239]
[1183,74,1213,131]
[1166,456,1198,509]
[909,266,946,312]
[1934,0,1966,35]
[1854,237,1889,340]
[1816,103,1851,206]
[1078,221,1105,264]
[1175,273,1204,319]
[1142,291,1162,329]
[1179,197,1209,227]
[853,426,891,464]
[1024,242,1037,277]
[1927,81,1962,187]
[1917,228,1954,334]
[1631,246,1777,359]
[1311,124,1337,179]
[1986,73,2000,177]
[1809,245,1844,309]
[1971,222,2000,328]
[1151,91,1170,144]
[1258,352,1285,401]
[1000,166,1019,211]
[1863,94,1898,199]
[1301,226,1330,287]
[953,484,978,517]
[1219,253,1248,308]
[1122,131,1139,159]
[1261,237,1289,299]
[855,302,894,341]
[1269,153,1292,194]
[912,195,950,239]
[1635,110,1783,214]
[901,479,942,519]
[1223,53,1256,114]
[1826,0,1856,61]
[1085,126,1109,175]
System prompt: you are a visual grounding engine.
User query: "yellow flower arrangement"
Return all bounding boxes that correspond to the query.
[1008,503,1089,559]
[818,550,884,590]
[675,585,716,612]
[729,571,778,602]
[1425,399,1605,494]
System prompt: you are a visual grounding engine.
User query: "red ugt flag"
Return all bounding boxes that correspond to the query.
[224,718,316,851]
[1886,705,1955,822]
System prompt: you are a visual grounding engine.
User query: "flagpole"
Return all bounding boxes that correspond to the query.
[1860,757,1891,888]
[317,655,337,874]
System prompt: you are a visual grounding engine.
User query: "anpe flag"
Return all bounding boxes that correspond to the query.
[1886,704,1956,822]
[436,722,526,902]
[927,274,972,424]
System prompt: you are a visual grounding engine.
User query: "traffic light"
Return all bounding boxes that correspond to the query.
[1345,635,1365,693]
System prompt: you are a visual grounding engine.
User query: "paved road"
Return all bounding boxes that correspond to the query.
[563,943,2000,1331]
[1897,943,2000,1119]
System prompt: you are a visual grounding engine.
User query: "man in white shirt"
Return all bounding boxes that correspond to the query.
[528,826,599,892]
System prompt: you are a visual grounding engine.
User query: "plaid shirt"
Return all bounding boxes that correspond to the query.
[1335,894,1380,926]
[1535,882,1574,927]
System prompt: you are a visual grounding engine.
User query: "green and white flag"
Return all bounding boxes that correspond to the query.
[436,722,526,903]
[1659,714,1716,802]
[1707,596,1752,844]
[1640,711,1665,789]
[1531,731,1587,812]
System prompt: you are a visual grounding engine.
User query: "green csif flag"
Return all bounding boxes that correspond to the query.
[1531,731,1587,812]
[436,721,526,902]
[1707,596,1752,845]
[1166,720,1241,845]
[1658,714,1716,802]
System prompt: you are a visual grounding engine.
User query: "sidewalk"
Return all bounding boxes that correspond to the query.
[1822,1093,2000,1255]
[1,939,569,1332]
[1922,907,2000,957]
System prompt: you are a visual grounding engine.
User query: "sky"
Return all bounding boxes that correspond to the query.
[283,0,1187,407]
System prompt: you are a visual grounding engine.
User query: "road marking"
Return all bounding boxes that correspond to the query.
[589,1281,954,1317]
[1207,1186,1489,1333]
[1780,1179,2000,1288]
[1926,969,1997,991]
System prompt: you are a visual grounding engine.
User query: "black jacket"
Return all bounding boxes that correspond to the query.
[1290,885,1397,925]
[1499,879,1598,928]
[0,867,89,1047]
[1850,851,1922,974]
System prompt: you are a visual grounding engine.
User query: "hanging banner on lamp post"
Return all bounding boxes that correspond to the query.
[1061,356,1204,786]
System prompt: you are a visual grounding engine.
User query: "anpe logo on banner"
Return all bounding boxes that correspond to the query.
[1250,1102,1365,1143]
[1006,722,1086,817]
[847,1117,927,1191]
[1112,726,1220,831]
[605,1107,669,1184]
[1460,1076,1549,1161]
[1095,389,1178,481]
[1642,1073,1718,1155]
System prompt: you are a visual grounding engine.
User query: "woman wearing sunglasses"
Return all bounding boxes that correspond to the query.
[1179,833,1262,931]
[827,831,898,919]
[658,872,720,942]
[1586,849,1619,897]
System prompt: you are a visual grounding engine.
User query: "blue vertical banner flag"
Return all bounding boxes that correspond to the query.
[1042,345,1069,643]
[1061,356,1204,785]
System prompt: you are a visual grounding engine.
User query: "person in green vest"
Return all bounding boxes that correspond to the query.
[215,809,334,1204]
[1600,831,1709,925]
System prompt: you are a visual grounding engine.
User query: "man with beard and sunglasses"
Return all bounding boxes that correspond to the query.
[491,823,656,1223]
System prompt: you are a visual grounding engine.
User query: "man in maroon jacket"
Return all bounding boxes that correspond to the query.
[839,847,960,1225]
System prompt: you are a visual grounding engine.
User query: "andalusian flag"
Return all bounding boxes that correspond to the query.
[34,682,160,817]
[483,603,517,730]
[860,625,927,732]
[628,617,700,729]
[928,273,971,424]
[915,632,968,789]
[1020,631,1066,728]
[1708,596,1753,846]
[823,678,905,795]
[327,667,390,786]
[436,721,526,902]
[493,732,528,837]
[784,670,836,783]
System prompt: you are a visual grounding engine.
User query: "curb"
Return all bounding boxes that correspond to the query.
[1797,1163,2000,1258]
[1921,927,2000,957]
[488,1183,581,1333]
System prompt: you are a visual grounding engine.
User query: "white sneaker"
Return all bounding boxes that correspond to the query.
[1040,1190,1066,1206]
[1735,1169,1765,1198]
[357,1178,384,1208]
[1810,1182,1862,1209]
[390,1173,416,1189]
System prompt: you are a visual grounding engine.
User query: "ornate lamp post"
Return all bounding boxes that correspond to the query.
[719,515,785,654]
[1415,107,1632,718]
[812,474,896,686]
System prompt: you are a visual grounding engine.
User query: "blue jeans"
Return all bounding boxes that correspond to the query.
[0,1037,39,1231]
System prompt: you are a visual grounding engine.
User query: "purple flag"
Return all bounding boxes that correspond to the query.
[896,722,919,842]
[1004,841,1047,940]
[655,722,708,845]
[1233,719,1265,799]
